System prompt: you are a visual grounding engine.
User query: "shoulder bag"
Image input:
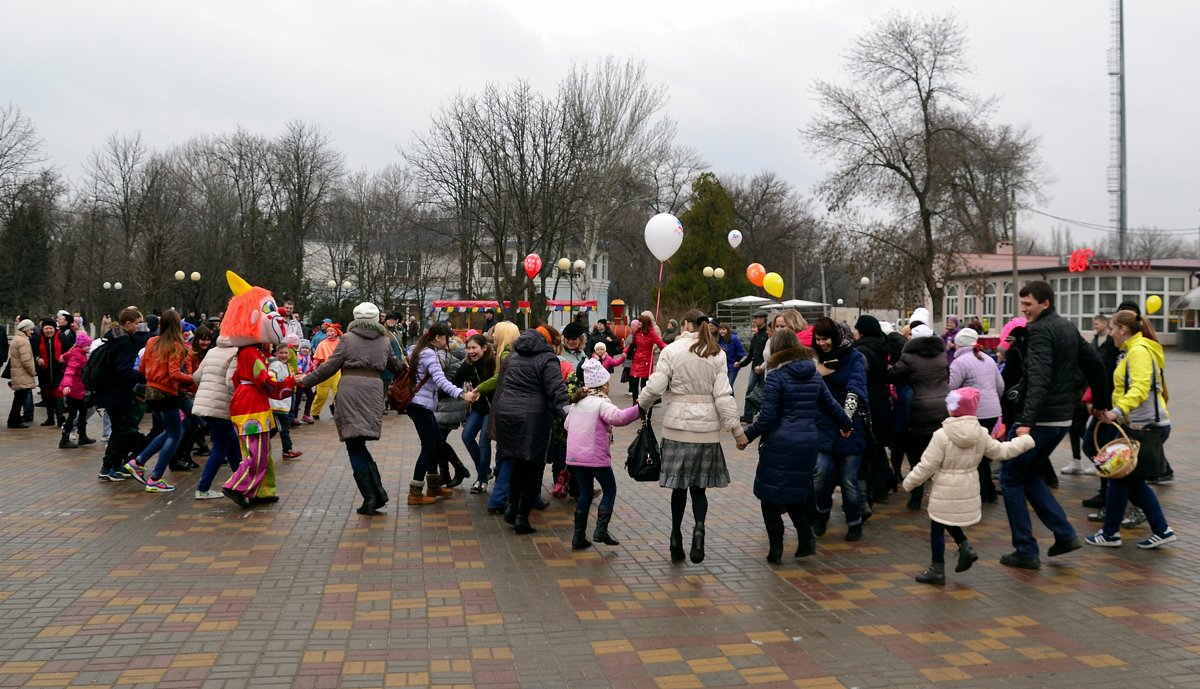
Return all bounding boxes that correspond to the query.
[625,407,661,482]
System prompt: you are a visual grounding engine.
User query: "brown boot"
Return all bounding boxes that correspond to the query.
[425,473,453,499]
[408,481,436,505]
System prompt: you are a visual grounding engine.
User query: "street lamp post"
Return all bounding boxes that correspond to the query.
[703,266,725,315]
[858,276,871,317]
[103,281,123,321]
[175,270,202,317]
[557,257,587,326]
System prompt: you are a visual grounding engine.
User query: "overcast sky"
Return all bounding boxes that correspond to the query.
[4,0,1198,247]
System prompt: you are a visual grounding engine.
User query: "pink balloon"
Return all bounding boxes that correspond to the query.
[523,253,542,279]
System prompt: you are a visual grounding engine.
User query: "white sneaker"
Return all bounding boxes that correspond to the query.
[1137,530,1177,549]
[195,489,224,500]
[1079,462,1098,476]
[1059,461,1083,475]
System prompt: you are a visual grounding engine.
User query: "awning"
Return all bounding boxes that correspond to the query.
[432,300,531,313]
[546,300,598,313]
[778,299,829,308]
[717,295,777,307]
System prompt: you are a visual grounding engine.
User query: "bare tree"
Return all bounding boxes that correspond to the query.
[804,12,1038,320]
[0,104,45,218]
[272,120,345,300]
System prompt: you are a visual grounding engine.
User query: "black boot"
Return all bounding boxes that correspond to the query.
[915,562,945,585]
[906,484,924,511]
[59,433,78,449]
[368,462,388,508]
[41,410,56,427]
[504,500,519,525]
[78,433,97,446]
[446,455,470,488]
[763,503,784,564]
[572,508,592,550]
[813,511,829,537]
[353,470,379,515]
[669,529,686,562]
[514,514,536,535]
[690,523,706,564]
[795,524,816,558]
[593,505,620,546]
[955,541,979,573]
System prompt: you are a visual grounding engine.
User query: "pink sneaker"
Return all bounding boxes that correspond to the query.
[302,415,315,424]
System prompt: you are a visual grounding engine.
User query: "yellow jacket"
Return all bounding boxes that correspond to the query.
[1112,332,1169,426]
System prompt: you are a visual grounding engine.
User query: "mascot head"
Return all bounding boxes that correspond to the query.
[220,270,285,347]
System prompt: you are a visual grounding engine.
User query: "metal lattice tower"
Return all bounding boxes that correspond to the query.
[1107,0,1128,259]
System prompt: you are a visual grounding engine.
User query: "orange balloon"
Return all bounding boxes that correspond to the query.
[746,263,766,287]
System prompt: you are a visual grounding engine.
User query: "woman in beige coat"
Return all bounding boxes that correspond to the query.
[6,319,38,428]
[902,387,1034,585]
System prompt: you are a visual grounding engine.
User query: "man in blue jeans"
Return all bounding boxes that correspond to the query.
[1001,281,1110,569]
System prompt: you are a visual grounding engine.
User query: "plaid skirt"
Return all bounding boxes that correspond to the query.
[659,439,730,490]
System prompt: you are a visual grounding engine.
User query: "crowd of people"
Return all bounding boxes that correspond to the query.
[3,279,1179,579]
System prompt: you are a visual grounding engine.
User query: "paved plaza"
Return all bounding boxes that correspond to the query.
[1,354,1199,689]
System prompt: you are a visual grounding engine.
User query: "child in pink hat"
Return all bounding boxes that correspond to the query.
[902,387,1036,585]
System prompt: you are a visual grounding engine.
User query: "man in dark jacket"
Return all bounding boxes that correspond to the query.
[586,319,623,358]
[95,308,146,481]
[1000,281,1109,570]
[739,311,770,422]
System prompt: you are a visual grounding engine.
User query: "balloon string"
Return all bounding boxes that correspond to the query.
[651,261,664,376]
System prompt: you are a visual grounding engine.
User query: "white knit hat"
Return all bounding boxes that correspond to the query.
[580,358,610,389]
[353,302,380,321]
[16,319,35,333]
[909,307,931,326]
[593,342,608,354]
[954,327,979,349]
[911,324,935,339]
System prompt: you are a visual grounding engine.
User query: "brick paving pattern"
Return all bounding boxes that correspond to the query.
[1,352,1199,688]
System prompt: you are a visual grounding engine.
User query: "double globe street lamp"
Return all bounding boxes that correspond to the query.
[175,270,202,317]
[557,258,586,323]
[703,266,725,314]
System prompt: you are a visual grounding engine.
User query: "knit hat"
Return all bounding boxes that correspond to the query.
[953,327,979,349]
[353,302,380,321]
[562,321,587,340]
[580,358,610,389]
[40,318,55,328]
[284,334,301,348]
[16,319,35,333]
[536,325,553,345]
[909,307,930,327]
[56,310,71,319]
[911,324,935,339]
[593,342,607,355]
[946,387,981,417]
[464,329,480,338]
[299,339,312,350]
[879,321,895,335]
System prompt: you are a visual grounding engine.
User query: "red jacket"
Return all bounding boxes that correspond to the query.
[630,329,668,378]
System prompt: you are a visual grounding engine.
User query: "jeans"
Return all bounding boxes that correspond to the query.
[138,402,184,481]
[407,405,441,481]
[461,410,491,480]
[814,452,863,526]
[1102,426,1172,537]
[345,437,375,473]
[488,458,513,510]
[742,369,761,420]
[727,368,739,388]
[198,417,242,492]
[23,390,34,419]
[1000,425,1074,558]
[272,412,292,452]
[571,465,617,511]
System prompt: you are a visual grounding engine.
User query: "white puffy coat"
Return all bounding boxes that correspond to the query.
[637,331,742,443]
[902,416,1035,526]
[191,342,238,420]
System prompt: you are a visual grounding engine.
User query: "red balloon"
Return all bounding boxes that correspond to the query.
[746,263,766,287]
[523,253,542,279]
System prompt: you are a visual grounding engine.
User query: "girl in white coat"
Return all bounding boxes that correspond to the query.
[903,387,1035,585]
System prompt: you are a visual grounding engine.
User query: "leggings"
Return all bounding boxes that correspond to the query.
[510,460,545,517]
[670,487,708,533]
[571,465,617,511]
[407,405,442,481]
[930,520,967,564]
[62,397,89,437]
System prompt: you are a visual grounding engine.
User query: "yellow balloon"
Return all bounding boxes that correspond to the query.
[763,272,784,298]
[1146,295,1162,315]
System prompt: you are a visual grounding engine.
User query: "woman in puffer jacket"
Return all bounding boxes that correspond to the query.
[638,310,747,564]
[887,324,949,511]
[741,330,852,564]
[628,312,668,398]
[810,318,870,542]
[947,327,1005,503]
[191,334,243,500]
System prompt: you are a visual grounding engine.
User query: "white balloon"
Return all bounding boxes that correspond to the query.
[644,213,685,262]
[728,229,742,249]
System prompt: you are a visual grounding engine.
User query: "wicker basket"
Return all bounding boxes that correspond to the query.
[1093,420,1139,479]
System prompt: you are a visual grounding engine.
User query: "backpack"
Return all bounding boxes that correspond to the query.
[83,337,116,392]
[386,360,429,414]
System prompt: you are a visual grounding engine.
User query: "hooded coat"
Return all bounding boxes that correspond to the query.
[887,336,949,435]
[7,330,37,391]
[58,332,92,400]
[813,323,869,455]
[489,329,570,463]
[853,316,893,445]
[304,319,404,441]
[630,327,668,378]
[902,416,1035,526]
[744,348,852,506]
[948,348,1005,421]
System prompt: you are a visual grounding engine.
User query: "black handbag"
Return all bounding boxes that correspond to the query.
[625,408,661,482]
[1,359,10,380]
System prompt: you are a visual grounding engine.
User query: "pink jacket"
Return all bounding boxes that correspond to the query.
[591,351,626,372]
[58,333,92,400]
[565,393,641,468]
